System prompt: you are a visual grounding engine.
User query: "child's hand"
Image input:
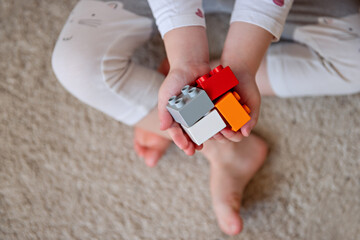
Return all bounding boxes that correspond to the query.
[158,26,210,155]
[231,70,261,137]
[217,22,273,139]
[210,71,260,143]
[158,64,210,155]
[208,70,260,143]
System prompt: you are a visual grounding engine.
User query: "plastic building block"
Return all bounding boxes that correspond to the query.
[215,92,251,132]
[166,85,214,128]
[182,109,226,145]
[196,65,239,101]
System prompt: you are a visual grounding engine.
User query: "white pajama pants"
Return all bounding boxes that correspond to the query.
[52,0,360,125]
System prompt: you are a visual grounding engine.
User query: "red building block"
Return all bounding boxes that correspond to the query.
[196,65,239,101]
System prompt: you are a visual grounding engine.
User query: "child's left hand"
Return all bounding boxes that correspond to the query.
[210,70,261,143]
[213,22,273,141]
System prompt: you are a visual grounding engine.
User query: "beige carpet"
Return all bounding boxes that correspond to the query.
[1,1,360,239]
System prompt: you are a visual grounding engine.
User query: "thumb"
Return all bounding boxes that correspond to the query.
[240,97,260,137]
[158,96,174,131]
[241,111,257,137]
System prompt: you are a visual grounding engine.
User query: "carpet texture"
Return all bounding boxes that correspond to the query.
[1,1,360,239]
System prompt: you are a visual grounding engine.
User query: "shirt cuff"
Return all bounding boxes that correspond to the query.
[157,13,206,38]
[230,0,293,42]
[230,10,284,41]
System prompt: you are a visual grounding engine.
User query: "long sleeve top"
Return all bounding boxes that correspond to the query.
[147,0,293,41]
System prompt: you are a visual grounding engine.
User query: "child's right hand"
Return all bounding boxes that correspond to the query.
[158,64,210,155]
[158,26,210,155]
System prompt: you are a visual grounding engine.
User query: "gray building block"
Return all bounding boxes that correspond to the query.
[166,85,214,127]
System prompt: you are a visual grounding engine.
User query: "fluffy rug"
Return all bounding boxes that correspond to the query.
[1,1,359,239]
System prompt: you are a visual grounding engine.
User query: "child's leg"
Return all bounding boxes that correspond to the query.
[52,0,171,166]
[136,102,269,236]
[135,1,360,236]
[136,62,269,236]
[266,10,360,97]
[48,1,272,236]
[52,0,163,126]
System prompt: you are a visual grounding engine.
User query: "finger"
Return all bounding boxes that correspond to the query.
[236,101,259,137]
[240,124,251,137]
[158,101,175,131]
[241,117,255,137]
[212,132,229,143]
[181,130,198,155]
[195,144,203,151]
[167,122,202,155]
[167,122,191,150]
[183,142,196,156]
[234,81,261,137]
[220,128,243,142]
[157,73,187,131]
[241,105,259,137]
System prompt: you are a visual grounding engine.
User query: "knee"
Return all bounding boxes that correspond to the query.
[51,41,87,98]
[53,39,134,96]
[327,55,360,91]
[52,38,121,103]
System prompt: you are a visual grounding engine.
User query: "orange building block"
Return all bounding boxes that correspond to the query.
[214,92,251,132]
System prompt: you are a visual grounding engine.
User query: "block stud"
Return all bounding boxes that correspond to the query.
[168,96,177,105]
[210,65,223,75]
[175,98,184,108]
[233,92,241,101]
[243,104,251,114]
[188,87,198,97]
[181,85,190,95]
[196,74,209,83]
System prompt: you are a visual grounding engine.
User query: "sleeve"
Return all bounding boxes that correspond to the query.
[147,0,206,38]
[231,0,294,41]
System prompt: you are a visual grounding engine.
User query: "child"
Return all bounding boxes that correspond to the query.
[52,0,360,235]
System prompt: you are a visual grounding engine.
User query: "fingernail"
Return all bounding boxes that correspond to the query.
[243,131,248,137]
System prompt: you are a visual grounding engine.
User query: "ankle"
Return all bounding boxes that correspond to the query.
[201,135,269,167]
[201,140,237,165]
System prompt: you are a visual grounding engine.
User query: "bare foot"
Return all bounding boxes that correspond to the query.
[133,127,171,167]
[201,134,268,235]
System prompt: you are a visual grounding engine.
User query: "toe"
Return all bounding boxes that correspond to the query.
[144,149,162,167]
[212,132,228,143]
[214,201,243,235]
[134,141,145,158]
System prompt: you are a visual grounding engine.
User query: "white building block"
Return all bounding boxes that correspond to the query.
[182,109,226,145]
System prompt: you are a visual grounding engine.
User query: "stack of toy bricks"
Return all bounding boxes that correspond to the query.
[166,65,251,145]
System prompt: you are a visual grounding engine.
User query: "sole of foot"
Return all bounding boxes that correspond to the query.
[202,134,268,235]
